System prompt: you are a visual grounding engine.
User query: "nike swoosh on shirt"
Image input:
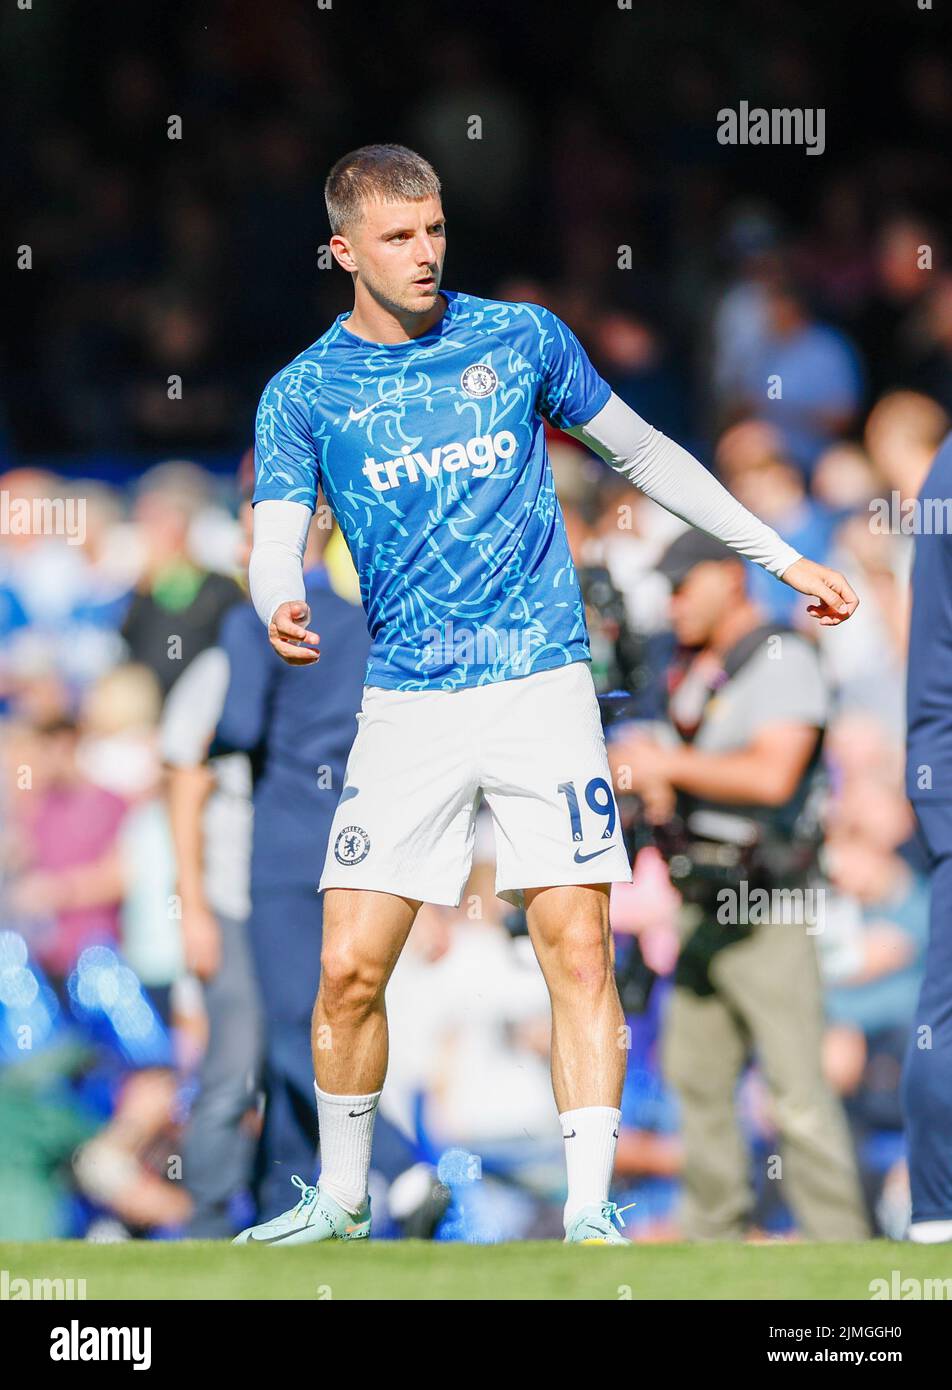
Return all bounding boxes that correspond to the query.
[347,395,403,421]
[573,845,614,864]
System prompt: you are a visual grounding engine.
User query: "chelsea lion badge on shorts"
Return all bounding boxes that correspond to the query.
[334,825,371,866]
[460,363,498,398]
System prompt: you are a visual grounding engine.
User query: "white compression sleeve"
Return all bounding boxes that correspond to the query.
[248,498,312,628]
[566,393,802,578]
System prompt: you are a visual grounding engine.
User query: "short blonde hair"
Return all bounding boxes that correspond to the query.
[325,144,441,235]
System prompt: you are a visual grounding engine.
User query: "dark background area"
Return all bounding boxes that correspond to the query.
[4,0,952,472]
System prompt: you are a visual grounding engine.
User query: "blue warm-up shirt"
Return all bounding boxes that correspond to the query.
[252,291,612,691]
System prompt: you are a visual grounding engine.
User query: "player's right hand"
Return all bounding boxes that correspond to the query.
[781,557,859,626]
[269,599,321,665]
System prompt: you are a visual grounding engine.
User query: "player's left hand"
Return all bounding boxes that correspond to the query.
[781,557,859,626]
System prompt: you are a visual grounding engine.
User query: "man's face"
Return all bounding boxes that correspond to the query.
[669,560,741,647]
[331,195,446,317]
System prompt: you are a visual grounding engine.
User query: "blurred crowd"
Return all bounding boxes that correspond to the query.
[0,376,945,1243]
[7,3,952,458]
[3,0,952,1243]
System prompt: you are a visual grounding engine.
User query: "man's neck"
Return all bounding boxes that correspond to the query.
[344,289,448,344]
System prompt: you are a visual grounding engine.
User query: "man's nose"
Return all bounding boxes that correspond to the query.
[416,234,436,263]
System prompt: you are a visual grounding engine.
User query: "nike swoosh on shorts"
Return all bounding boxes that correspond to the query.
[573,845,614,864]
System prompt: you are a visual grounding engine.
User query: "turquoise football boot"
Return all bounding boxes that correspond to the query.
[564,1200,634,1245]
[233,1175,371,1246]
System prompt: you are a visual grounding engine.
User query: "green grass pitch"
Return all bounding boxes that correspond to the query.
[2,1240,951,1300]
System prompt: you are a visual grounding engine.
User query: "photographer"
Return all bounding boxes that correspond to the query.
[609,530,869,1241]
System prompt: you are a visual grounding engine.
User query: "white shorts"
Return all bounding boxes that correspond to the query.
[319,660,632,907]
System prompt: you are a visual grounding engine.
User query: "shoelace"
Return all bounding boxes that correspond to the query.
[603,1201,637,1232]
[290,1174,319,1215]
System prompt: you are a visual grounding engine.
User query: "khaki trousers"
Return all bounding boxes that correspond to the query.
[662,914,870,1241]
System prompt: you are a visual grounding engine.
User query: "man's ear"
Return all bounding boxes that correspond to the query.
[330,234,357,274]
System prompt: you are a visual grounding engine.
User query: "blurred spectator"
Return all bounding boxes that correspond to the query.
[209,508,377,1222]
[8,714,127,983]
[819,824,929,1234]
[864,389,949,503]
[608,531,869,1241]
[823,835,928,1043]
[593,311,690,442]
[86,665,184,1013]
[120,461,243,697]
[816,393,947,732]
[159,497,262,1238]
[0,470,133,701]
[5,663,188,1236]
[811,442,878,518]
[714,420,839,623]
[708,205,784,416]
[731,281,863,475]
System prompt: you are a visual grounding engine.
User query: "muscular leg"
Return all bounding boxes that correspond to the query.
[525,883,627,1228]
[307,887,419,1215]
[524,883,626,1111]
[313,887,420,1091]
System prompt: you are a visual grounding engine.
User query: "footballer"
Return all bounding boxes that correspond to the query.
[235,144,857,1246]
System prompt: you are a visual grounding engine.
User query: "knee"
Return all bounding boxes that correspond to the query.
[544,924,614,996]
[319,946,385,1019]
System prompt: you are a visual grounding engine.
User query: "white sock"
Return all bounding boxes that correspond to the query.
[560,1105,621,1229]
[909,1219,952,1244]
[314,1080,380,1215]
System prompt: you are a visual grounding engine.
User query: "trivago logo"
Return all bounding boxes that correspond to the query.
[362,430,517,492]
